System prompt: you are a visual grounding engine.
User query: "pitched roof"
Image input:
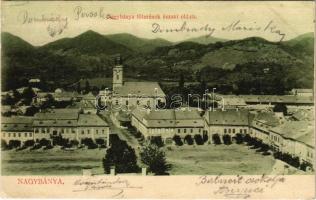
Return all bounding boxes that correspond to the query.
[204,109,250,126]
[270,121,314,142]
[78,114,108,127]
[132,109,203,128]
[113,82,165,97]
[34,112,79,120]
[253,111,281,127]
[291,109,314,121]
[216,95,314,104]
[1,116,34,131]
[296,131,314,147]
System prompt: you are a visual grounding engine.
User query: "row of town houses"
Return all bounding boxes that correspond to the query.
[1,108,110,146]
[1,107,314,167]
[131,108,314,167]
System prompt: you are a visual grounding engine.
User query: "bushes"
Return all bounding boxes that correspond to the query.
[173,135,183,146]
[222,135,232,145]
[212,134,221,145]
[194,134,204,145]
[184,135,194,145]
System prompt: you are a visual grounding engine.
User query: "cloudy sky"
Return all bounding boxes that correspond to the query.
[2,1,315,46]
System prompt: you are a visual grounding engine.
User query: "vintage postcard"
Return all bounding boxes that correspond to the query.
[0,1,315,199]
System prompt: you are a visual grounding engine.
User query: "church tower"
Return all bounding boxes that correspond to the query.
[113,55,123,91]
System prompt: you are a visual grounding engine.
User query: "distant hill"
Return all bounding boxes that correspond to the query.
[2,32,35,54]
[1,31,314,93]
[183,35,227,45]
[40,30,132,55]
[106,33,172,53]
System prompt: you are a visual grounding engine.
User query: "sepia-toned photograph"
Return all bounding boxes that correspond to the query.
[0,1,315,198]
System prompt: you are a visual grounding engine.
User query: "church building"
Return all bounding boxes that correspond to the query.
[111,56,166,109]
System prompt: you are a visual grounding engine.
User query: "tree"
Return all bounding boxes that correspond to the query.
[23,140,35,147]
[150,136,164,148]
[194,134,204,145]
[140,144,170,175]
[21,86,36,105]
[222,134,232,145]
[234,133,244,144]
[212,134,221,145]
[102,140,139,174]
[25,106,39,116]
[184,135,194,145]
[173,135,183,146]
[273,103,287,115]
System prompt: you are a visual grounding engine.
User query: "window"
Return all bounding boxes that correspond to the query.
[96,130,99,134]
[24,133,27,137]
[190,129,193,133]
[184,129,187,133]
[18,133,21,137]
[81,130,84,134]
[224,129,227,134]
[72,128,76,133]
[8,133,11,137]
[199,129,201,133]
[102,130,105,134]
[136,100,140,105]
[35,128,39,133]
[42,129,45,133]
[61,129,64,133]
[29,133,32,137]
[228,129,231,134]
[244,129,247,134]
[87,130,90,134]
[126,100,129,105]
[116,74,119,80]
[178,129,180,133]
[232,129,235,133]
[13,133,16,137]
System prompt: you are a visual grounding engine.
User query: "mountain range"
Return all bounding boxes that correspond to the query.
[1,30,314,94]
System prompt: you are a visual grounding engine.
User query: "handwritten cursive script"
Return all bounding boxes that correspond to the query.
[196,174,286,199]
[152,20,286,42]
[17,10,68,37]
[72,177,143,198]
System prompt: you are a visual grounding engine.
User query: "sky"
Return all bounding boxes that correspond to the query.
[2,1,315,46]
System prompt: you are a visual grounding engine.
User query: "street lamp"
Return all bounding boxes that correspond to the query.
[212,88,216,111]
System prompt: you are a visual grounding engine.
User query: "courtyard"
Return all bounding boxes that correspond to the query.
[165,144,276,175]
